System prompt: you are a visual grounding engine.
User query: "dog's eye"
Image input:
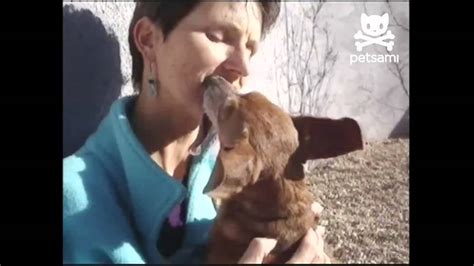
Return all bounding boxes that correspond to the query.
[223,145,234,152]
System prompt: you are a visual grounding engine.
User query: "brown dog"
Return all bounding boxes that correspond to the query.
[202,75,363,264]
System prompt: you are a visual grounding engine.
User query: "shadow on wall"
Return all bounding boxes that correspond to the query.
[389,108,409,139]
[63,5,124,157]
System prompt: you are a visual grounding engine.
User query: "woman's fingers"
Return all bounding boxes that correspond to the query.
[238,237,277,264]
[311,202,324,216]
[286,228,321,263]
[312,226,331,264]
[313,252,332,264]
[238,202,329,264]
[315,225,326,236]
[311,202,324,222]
[286,226,331,264]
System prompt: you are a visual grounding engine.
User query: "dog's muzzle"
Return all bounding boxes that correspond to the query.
[202,75,237,125]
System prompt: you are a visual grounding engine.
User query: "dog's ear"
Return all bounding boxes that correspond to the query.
[283,116,363,181]
[292,116,363,161]
[283,153,306,181]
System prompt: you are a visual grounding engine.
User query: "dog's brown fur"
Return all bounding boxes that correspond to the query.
[202,75,363,264]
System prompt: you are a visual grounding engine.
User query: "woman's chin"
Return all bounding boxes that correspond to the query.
[188,101,205,121]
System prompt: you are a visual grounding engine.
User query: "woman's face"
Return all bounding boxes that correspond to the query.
[152,2,263,119]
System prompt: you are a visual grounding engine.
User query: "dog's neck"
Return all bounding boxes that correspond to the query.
[226,177,312,221]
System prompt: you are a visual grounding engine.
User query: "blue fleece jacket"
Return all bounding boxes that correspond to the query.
[63,95,219,264]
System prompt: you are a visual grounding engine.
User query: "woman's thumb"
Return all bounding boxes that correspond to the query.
[238,238,278,264]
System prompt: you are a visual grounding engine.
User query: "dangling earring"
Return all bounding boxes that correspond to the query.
[148,62,157,97]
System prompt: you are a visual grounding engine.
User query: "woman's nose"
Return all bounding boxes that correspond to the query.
[221,48,250,85]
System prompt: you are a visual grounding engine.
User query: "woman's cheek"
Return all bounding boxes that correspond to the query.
[191,34,229,68]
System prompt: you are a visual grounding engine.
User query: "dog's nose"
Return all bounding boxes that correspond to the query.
[203,75,225,89]
[203,74,238,92]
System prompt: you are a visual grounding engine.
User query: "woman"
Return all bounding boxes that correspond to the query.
[63,1,330,263]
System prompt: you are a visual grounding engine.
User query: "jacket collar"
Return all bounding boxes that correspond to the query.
[105,95,219,250]
[109,96,186,244]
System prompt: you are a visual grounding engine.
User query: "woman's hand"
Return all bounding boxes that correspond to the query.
[237,202,331,264]
[237,237,278,263]
[286,225,331,263]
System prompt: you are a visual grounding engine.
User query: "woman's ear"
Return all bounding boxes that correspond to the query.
[133,17,163,64]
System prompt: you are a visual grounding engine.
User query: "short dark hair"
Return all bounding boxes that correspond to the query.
[128,1,281,91]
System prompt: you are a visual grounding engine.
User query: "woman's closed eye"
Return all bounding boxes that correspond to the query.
[205,29,257,58]
[206,31,225,42]
[247,43,257,57]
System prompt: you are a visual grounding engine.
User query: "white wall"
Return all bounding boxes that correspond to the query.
[247,2,409,140]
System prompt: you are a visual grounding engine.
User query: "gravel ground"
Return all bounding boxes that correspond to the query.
[305,138,409,264]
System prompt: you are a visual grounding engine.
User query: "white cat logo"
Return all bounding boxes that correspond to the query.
[354,13,395,52]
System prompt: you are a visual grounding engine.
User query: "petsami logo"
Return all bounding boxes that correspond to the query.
[350,13,399,65]
[354,13,394,51]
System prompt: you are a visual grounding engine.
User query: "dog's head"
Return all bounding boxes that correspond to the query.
[202,75,363,200]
